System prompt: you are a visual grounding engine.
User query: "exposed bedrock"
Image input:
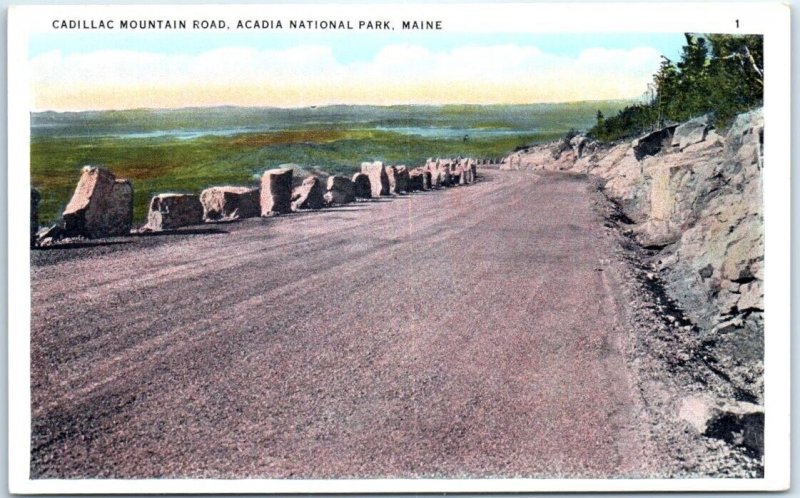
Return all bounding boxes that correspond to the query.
[501,108,764,403]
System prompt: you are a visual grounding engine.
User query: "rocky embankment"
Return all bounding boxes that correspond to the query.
[502,109,765,462]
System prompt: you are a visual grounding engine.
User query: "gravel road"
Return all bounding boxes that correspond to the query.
[30,169,660,478]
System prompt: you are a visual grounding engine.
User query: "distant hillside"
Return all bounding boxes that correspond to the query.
[32,101,633,140]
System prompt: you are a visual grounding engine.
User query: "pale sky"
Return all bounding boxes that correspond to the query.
[29,33,685,111]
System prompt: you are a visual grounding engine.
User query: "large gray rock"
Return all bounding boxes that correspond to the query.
[408,170,424,191]
[351,173,372,199]
[385,165,398,194]
[62,166,133,238]
[361,161,389,197]
[36,224,66,246]
[598,144,651,223]
[452,165,463,185]
[324,175,355,205]
[672,114,712,150]
[260,168,293,216]
[427,164,441,188]
[724,108,764,168]
[439,161,453,187]
[31,188,40,247]
[291,176,325,211]
[679,395,764,457]
[632,125,678,160]
[394,165,410,193]
[630,136,726,248]
[146,193,203,230]
[200,186,260,221]
[461,160,474,184]
[570,135,589,158]
[458,164,468,185]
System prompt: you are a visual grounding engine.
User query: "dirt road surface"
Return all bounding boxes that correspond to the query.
[30,169,660,478]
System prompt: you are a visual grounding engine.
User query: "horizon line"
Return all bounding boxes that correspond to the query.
[31,98,638,114]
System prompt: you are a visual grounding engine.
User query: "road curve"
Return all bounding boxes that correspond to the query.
[30,169,657,478]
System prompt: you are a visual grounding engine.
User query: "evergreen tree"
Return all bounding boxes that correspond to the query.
[587,33,762,143]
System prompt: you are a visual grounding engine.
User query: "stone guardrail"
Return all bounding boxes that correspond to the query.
[32,156,491,246]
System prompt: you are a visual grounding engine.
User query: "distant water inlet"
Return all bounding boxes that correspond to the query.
[374,126,539,139]
[30,125,536,141]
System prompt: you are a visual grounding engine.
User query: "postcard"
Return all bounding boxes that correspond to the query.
[6,2,791,493]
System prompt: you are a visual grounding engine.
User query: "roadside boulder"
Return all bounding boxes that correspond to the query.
[36,224,66,246]
[427,165,442,188]
[146,193,203,231]
[352,173,372,199]
[458,165,468,185]
[62,165,133,239]
[408,170,425,191]
[260,168,293,216]
[439,162,453,187]
[385,165,398,194]
[291,175,325,211]
[442,168,452,187]
[31,188,40,246]
[325,175,355,205]
[462,160,474,183]
[394,165,410,193]
[361,161,390,197]
[451,164,463,185]
[200,186,260,221]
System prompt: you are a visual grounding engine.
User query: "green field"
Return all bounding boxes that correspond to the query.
[31,102,630,224]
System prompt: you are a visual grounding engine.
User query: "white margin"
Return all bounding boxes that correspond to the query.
[6,2,792,493]
[8,4,33,494]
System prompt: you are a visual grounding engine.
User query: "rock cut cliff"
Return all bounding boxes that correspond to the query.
[502,108,764,403]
